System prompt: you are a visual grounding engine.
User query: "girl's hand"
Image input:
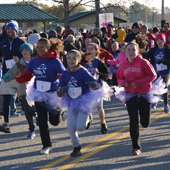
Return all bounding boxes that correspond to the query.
[124,83,129,87]
[88,81,99,90]
[131,82,137,89]
[93,68,99,74]
[14,70,21,78]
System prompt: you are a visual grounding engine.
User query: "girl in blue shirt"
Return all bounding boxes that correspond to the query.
[15,38,65,155]
[57,49,105,157]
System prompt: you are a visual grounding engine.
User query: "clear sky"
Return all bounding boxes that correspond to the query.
[0,0,169,12]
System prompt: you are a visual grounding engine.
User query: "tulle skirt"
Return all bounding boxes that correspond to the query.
[61,82,113,115]
[26,77,61,110]
[114,76,167,104]
[108,65,120,79]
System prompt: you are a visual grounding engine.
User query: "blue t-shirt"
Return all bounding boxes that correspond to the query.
[153,47,169,75]
[58,68,96,95]
[27,57,65,92]
[110,50,120,59]
[83,58,98,76]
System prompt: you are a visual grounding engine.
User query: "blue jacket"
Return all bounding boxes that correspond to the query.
[0,37,25,75]
[124,31,140,42]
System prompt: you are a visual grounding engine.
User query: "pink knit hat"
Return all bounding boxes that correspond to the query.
[155,33,166,43]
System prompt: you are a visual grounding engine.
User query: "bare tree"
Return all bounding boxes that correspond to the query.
[52,0,91,30]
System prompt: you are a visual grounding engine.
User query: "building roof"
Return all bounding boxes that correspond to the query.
[53,10,127,24]
[0,4,58,22]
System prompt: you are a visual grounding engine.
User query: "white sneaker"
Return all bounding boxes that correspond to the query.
[10,112,21,117]
[40,147,52,154]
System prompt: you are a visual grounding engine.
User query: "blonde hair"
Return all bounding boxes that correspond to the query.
[65,35,75,44]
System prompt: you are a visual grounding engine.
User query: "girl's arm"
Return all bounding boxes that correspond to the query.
[3,64,18,82]
[15,69,34,84]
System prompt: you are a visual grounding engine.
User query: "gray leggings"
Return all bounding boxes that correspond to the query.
[67,108,89,147]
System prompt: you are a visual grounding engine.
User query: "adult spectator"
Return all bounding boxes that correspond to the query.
[18,30,23,37]
[161,23,169,33]
[0,20,25,133]
[48,29,57,40]
[55,25,63,40]
[0,25,7,42]
[63,35,77,68]
[153,27,160,36]
[125,22,140,42]
[141,25,155,49]
[28,33,40,47]
[39,32,48,39]
[64,26,74,40]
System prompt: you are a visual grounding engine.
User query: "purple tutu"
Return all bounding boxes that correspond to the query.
[61,82,113,115]
[108,65,120,79]
[26,77,61,110]
[114,76,167,104]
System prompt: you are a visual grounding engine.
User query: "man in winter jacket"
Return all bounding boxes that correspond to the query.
[125,22,140,42]
[0,20,25,133]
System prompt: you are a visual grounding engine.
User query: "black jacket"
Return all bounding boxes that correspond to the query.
[146,44,170,66]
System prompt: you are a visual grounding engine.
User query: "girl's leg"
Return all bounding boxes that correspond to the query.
[21,96,35,132]
[3,95,12,123]
[126,97,141,150]
[67,108,80,147]
[76,111,89,131]
[49,110,61,126]
[97,100,108,134]
[35,102,52,148]
[139,97,151,128]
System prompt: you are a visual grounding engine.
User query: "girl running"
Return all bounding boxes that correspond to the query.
[15,38,65,154]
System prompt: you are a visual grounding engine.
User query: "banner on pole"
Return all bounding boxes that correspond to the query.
[99,13,114,28]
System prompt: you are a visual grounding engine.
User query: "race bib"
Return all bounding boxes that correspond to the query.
[156,63,168,71]
[5,59,15,69]
[36,80,51,92]
[68,87,82,99]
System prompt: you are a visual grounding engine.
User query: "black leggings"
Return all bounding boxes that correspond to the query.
[35,102,61,148]
[126,96,151,150]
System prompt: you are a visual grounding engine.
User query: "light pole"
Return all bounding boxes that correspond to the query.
[161,0,165,28]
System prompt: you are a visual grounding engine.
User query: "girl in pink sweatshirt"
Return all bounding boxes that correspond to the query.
[107,42,127,80]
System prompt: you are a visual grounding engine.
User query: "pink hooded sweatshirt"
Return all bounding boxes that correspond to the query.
[116,54,157,94]
[107,51,127,65]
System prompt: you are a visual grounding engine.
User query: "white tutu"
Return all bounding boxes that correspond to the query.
[26,77,61,110]
[114,76,167,104]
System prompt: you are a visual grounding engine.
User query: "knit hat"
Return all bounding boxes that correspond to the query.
[6,20,19,34]
[28,33,40,46]
[55,25,62,33]
[141,25,148,31]
[132,22,140,29]
[48,29,57,38]
[92,38,101,47]
[20,43,33,54]
[155,33,166,43]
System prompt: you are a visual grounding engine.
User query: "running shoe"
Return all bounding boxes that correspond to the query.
[101,123,108,134]
[164,104,170,113]
[86,114,93,130]
[151,103,157,109]
[0,123,11,133]
[70,146,81,157]
[10,112,21,117]
[131,149,141,155]
[40,147,52,154]
[27,131,36,139]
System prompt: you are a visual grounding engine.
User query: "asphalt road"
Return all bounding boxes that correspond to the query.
[0,95,170,170]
